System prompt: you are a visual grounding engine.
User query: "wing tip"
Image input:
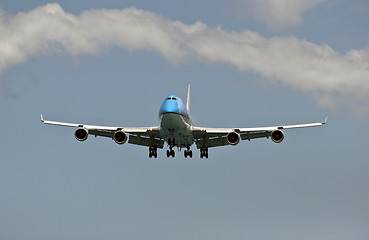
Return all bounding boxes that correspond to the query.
[40,114,44,122]
[323,117,328,124]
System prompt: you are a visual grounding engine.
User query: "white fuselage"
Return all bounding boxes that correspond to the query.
[160,113,194,148]
[159,95,194,148]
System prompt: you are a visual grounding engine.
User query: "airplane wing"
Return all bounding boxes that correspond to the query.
[40,114,164,148]
[191,118,327,149]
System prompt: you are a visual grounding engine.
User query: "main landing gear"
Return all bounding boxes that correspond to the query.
[200,147,208,159]
[184,149,193,158]
[166,149,175,158]
[149,147,158,158]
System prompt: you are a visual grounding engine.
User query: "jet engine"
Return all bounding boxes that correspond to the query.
[113,130,127,144]
[271,129,284,143]
[75,128,88,141]
[226,132,240,145]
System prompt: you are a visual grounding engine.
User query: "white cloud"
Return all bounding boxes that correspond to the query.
[241,0,327,30]
[1,3,369,115]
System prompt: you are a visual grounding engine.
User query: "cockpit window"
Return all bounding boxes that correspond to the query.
[166,97,177,100]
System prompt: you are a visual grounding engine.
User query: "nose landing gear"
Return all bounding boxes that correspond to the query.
[166,137,176,158]
[200,147,208,159]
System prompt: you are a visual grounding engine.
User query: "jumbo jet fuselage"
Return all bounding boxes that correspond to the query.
[159,95,194,157]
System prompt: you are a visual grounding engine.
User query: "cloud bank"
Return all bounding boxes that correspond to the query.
[1,3,369,115]
[242,0,327,30]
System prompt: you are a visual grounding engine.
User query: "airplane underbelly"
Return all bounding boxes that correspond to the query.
[160,113,194,147]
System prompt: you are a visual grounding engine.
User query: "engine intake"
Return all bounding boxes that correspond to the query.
[75,128,88,141]
[271,129,284,143]
[114,130,127,144]
[227,132,240,145]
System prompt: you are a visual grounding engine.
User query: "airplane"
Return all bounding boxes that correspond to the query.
[41,85,327,158]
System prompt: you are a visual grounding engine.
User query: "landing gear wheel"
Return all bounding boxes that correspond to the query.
[149,147,157,158]
[184,149,193,158]
[166,149,175,158]
[200,148,208,159]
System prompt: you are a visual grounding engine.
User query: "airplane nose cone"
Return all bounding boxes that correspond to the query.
[160,100,179,115]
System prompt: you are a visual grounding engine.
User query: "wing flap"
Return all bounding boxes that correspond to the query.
[129,135,164,148]
[88,129,113,138]
[195,136,229,149]
[240,131,271,141]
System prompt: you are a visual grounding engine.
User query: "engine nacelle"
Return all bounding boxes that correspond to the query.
[113,130,127,144]
[227,132,240,145]
[271,129,284,143]
[75,128,88,141]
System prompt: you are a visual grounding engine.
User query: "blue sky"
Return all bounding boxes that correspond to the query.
[0,1,368,239]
